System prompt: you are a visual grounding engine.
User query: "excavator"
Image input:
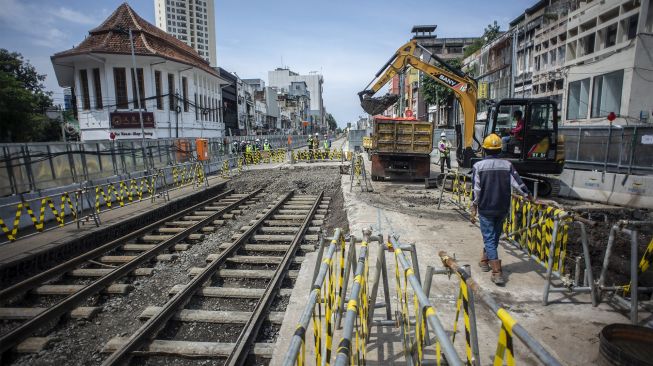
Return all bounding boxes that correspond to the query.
[358,39,565,195]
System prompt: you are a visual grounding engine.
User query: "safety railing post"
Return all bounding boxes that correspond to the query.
[336,235,358,328]
[462,264,481,366]
[629,228,639,325]
[542,218,560,306]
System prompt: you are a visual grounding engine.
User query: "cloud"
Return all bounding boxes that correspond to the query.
[0,0,71,49]
[50,6,100,25]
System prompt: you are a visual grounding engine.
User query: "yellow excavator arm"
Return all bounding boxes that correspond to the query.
[359,40,478,164]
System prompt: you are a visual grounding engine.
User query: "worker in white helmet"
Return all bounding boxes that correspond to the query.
[438,131,452,174]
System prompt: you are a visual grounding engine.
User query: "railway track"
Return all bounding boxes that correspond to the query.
[0,188,265,356]
[100,190,329,366]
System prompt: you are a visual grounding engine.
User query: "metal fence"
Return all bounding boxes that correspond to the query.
[560,125,653,175]
[0,135,308,197]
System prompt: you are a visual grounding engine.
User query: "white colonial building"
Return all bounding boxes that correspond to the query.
[51,3,227,141]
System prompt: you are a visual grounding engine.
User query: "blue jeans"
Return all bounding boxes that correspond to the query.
[479,214,506,260]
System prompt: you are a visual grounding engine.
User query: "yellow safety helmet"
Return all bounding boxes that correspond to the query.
[482,133,502,150]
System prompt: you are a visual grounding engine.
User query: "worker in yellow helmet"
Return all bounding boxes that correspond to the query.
[471,133,532,286]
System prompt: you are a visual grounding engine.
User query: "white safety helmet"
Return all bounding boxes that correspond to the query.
[315,133,319,136]
[256,138,260,142]
[440,132,447,138]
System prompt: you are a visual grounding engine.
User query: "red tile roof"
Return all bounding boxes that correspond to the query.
[51,2,217,76]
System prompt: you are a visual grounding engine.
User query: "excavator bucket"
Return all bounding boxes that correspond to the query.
[360,94,399,115]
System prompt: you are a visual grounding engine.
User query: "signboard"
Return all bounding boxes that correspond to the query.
[110,112,155,129]
[642,135,653,145]
[477,81,489,99]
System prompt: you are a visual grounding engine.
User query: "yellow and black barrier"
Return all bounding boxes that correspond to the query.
[292,149,347,163]
[0,191,81,242]
[170,161,206,188]
[283,228,348,366]
[439,251,563,366]
[93,173,159,213]
[437,170,473,211]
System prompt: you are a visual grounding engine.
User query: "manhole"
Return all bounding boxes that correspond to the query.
[599,323,653,366]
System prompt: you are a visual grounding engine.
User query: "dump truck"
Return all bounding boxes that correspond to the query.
[369,116,434,181]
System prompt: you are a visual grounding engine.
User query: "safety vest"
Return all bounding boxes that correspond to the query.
[246,145,252,153]
[263,143,271,151]
[253,144,259,152]
[323,140,329,149]
[439,140,451,157]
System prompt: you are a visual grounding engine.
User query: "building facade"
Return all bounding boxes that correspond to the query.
[154,0,217,66]
[563,0,653,125]
[51,3,226,141]
[267,68,324,132]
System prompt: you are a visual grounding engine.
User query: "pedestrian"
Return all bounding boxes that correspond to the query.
[470,133,532,286]
[438,132,452,174]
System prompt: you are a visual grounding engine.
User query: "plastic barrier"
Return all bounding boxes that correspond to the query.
[0,191,81,242]
[437,170,472,211]
[503,195,597,305]
[292,149,346,162]
[93,173,159,213]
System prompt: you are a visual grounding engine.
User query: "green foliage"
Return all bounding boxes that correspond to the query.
[326,113,337,131]
[0,49,58,142]
[420,58,463,106]
[463,21,501,59]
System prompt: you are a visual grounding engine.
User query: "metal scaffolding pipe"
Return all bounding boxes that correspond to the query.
[282,229,342,366]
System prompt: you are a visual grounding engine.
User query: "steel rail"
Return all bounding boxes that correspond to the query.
[0,188,261,355]
[1,183,230,300]
[439,251,563,366]
[101,190,296,365]
[226,191,323,366]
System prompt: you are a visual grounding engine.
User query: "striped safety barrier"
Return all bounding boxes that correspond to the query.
[0,192,80,242]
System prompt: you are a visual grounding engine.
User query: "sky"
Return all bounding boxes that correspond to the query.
[0,0,529,127]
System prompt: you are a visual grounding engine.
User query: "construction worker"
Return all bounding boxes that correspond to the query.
[323,134,331,151]
[502,110,525,154]
[307,134,314,156]
[471,133,532,286]
[312,133,319,150]
[245,141,252,154]
[254,138,261,152]
[438,132,452,174]
[263,139,271,151]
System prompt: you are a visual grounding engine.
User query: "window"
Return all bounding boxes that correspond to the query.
[591,70,623,118]
[529,103,554,130]
[194,93,199,120]
[168,73,175,109]
[155,70,163,110]
[566,78,590,120]
[582,33,595,55]
[131,68,145,109]
[79,69,90,110]
[627,15,638,40]
[113,68,128,109]
[182,77,189,111]
[605,23,617,48]
[92,68,102,109]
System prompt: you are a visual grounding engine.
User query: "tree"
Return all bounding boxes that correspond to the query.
[420,58,463,106]
[326,113,337,132]
[0,49,58,142]
[463,20,501,58]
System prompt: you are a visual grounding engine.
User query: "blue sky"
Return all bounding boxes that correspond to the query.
[0,0,529,127]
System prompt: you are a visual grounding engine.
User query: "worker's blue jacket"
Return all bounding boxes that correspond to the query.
[471,155,530,217]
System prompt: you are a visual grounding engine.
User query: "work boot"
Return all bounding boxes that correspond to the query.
[489,260,505,286]
[478,250,490,272]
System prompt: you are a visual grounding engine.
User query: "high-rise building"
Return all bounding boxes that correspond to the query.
[268,68,324,131]
[154,0,217,66]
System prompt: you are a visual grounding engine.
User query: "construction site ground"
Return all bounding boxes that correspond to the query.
[272,140,652,366]
[2,136,651,366]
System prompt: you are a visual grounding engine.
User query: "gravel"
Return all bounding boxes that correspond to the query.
[6,163,347,366]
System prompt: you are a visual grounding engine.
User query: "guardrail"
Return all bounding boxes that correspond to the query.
[438,252,563,366]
